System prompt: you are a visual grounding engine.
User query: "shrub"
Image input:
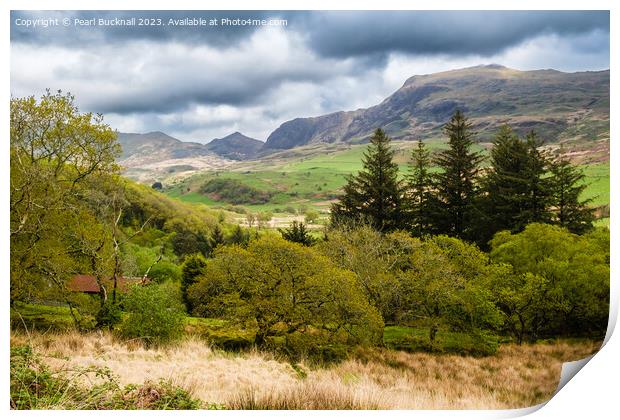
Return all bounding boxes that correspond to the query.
[148,261,182,283]
[119,283,185,345]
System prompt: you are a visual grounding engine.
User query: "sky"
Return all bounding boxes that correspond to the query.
[10,10,610,142]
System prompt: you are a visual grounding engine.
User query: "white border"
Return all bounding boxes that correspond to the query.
[2,1,617,419]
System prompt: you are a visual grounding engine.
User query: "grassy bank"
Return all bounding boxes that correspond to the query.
[10,330,601,409]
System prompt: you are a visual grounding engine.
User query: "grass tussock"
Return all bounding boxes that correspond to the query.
[11,331,601,410]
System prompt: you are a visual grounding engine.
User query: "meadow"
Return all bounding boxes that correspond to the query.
[10,326,601,410]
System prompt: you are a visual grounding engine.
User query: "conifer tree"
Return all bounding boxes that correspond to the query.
[209,224,225,251]
[480,127,552,244]
[520,131,552,226]
[279,221,315,246]
[331,128,405,232]
[549,154,594,234]
[406,140,434,237]
[431,110,484,239]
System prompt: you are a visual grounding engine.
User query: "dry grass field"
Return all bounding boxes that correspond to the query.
[11,331,601,410]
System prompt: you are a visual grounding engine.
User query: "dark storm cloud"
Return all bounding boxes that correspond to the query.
[11,10,609,58]
[300,11,609,58]
[10,10,610,141]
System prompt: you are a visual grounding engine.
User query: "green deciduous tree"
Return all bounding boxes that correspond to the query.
[331,128,405,232]
[10,91,120,309]
[188,236,383,351]
[319,225,418,322]
[119,283,185,345]
[490,224,609,341]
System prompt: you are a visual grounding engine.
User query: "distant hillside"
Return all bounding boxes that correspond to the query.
[117,131,213,164]
[264,65,609,149]
[206,132,263,160]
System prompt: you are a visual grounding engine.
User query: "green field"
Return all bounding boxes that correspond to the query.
[163,142,610,221]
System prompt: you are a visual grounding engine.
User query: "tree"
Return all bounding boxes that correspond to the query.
[405,140,435,237]
[478,127,552,244]
[304,209,320,224]
[256,212,273,229]
[209,224,225,251]
[279,221,315,246]
[119,283,185,345]
[319,225,418,322]
[180,254,207,313]
[10,91,120,310]
[548,154,594,234]
[490,224,609,341]
[331,128,405,232]
[430,110,484,240]
[188,237,383,351]
[228,224,250,246]
[397,237,503,345]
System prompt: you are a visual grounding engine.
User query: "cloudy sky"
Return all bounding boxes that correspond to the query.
[11,10,609,142]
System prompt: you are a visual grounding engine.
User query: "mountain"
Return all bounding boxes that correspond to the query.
[263,65,609,149]
[206,132,263,160]
[117,131,213,164]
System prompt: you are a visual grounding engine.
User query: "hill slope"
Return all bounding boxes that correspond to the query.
[206,132,263,160]
[264,65,609,149]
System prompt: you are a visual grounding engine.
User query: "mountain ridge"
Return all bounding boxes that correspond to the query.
[263,65,609,150]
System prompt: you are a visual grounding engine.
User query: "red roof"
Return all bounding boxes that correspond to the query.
[66,275,147,293]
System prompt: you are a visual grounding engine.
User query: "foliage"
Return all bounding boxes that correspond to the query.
[119,284,185,345]
[96,302,122,329]
[304,210,320,224]
[319,225,417,322]
[331,128,405,232]
[430,110,484,239]
[395,237,503,342]
[490,224,609,341]
[548,154,594,234]
[188,236,384,353]
[228,225,250,246]
[200,178,273,204]
[405,140,435,237]
[383,326,499,356]
[478,126,552,244]
[10,91,120,305]
[181,254,208,312]
[279,221,315,246]
[146,261,182,283]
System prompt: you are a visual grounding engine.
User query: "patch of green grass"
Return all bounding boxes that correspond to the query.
[11,302,79,331]
[383,326,500,356]
[581,162,610,208]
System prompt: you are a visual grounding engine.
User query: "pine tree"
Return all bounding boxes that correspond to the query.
[180,254,207,313]
[228,224,250,246]
[431,110,484,239]
[549,154,594,234]
[209,224,225,251]
[520,131,552,227]
[279,221,315,246]
[405,140,434,237]
[331,128,405,232]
